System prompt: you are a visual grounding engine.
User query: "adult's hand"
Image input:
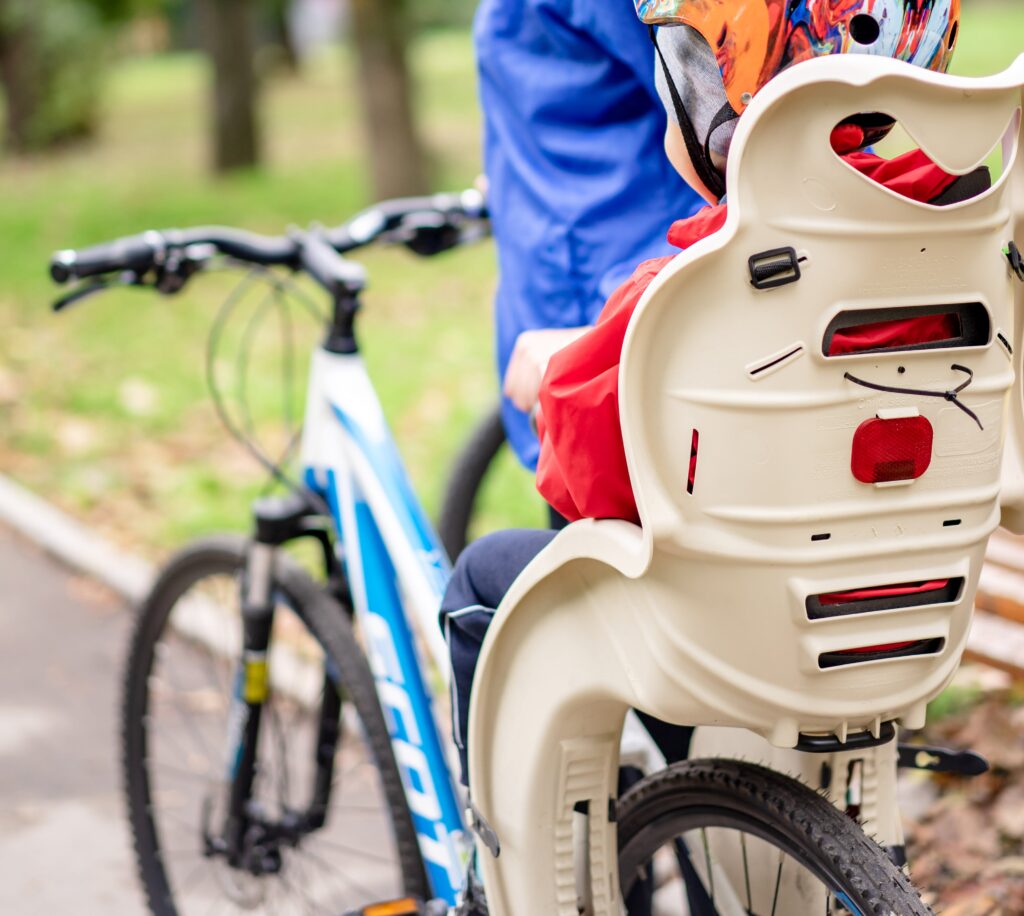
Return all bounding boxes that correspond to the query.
[503,327,588,413]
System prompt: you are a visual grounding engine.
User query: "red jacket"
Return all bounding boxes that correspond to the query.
[536,147,960,525]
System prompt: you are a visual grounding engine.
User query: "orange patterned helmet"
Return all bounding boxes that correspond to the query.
[636,0,961,113]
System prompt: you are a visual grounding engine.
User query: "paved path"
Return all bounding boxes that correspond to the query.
[0,523,142,913]
[0,522,409,914]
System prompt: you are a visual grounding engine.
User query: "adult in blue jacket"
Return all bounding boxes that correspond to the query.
[476,0,705,469]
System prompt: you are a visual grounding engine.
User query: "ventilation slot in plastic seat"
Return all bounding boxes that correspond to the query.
[823,303,989,356]
[686,429,699,494]
[806,578,963,620]
[819,638,945,669]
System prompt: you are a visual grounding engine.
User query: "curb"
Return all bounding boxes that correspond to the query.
[0,473,153,602]
[0,472,315,702]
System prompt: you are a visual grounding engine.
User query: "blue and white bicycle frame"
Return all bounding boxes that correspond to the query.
[299,344,470,904]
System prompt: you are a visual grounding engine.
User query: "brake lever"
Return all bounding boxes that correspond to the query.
[393,214,464,257]
[51,269,148,312]
[154,253,194,294]
[52,278,114,312]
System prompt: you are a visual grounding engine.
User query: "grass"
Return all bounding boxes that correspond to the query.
[0,14,1022,556]
[0,31,540,555]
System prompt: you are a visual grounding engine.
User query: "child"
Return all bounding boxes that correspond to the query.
[445,0,965,793]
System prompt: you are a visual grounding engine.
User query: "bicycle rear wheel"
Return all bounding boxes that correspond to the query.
[122,535,428,915]
[438,404,509,560]
[617,758,931,916]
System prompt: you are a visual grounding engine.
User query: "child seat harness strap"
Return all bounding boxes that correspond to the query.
[650,26,730,202]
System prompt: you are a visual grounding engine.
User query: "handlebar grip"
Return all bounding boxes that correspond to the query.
[376,190,488,223]
[51,232,161,284]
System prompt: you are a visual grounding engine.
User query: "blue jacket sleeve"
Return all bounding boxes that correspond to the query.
[475,0,705,468]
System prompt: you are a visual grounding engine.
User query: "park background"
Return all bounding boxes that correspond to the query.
[1,1,1024,913]
[0,0,530,560]
[0,0,1021,555]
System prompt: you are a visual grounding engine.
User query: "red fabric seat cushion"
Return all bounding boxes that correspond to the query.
[828,313,960,356]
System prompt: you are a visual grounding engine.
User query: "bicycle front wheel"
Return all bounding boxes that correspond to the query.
[617,758,931,916]
[122,535,428,915]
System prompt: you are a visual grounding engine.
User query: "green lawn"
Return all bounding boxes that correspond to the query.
[0,14,1021,557]
[0,31,542,554]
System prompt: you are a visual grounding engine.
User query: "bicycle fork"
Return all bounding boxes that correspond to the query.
[219,540,277,869]
[211,493,347,873]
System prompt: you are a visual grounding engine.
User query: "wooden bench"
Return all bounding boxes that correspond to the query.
[972,531,1024,678]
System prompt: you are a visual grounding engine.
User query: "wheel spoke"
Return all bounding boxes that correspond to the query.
[740,829,752,914]
[701,827,715,902]
[670,836,717,916]
[770,849,784,916]
[297,845,385,902]
[304,835,396,866]
[151,647,220,769]
[174,856,214,896]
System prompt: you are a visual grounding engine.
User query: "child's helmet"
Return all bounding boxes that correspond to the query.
[636,0,961,114]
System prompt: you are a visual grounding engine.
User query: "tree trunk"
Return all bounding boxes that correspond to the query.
[198,0,261,173]
[0,0,41,153]
[349,0,429,199]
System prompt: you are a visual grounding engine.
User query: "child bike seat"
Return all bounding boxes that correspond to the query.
[468,54,1024,916]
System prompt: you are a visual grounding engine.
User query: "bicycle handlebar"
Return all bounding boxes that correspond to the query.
[51,227,301,284]
[51,232,163,284]
[50,187,488,286]
[298,230,368,296]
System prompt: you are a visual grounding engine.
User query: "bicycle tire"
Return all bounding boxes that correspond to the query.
[617,758,932,915]
[122,534,429,914]
[437,404,508,561]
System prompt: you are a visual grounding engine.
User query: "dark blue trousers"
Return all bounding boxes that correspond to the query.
[440,529,692,785]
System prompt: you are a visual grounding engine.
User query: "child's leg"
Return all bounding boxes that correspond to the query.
[440,528,558,785]
[441,528,693,787]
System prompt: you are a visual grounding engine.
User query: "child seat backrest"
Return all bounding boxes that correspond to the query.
[621,55,1024,559]
[606,56,1024,738]
[465,63,1024,916]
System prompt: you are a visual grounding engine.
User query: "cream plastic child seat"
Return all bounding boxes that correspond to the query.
[467,54,1024,916]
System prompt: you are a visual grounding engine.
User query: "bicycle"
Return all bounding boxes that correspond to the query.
[50,192,937,916]
[49,55,1024,916]
[51,193,489,914]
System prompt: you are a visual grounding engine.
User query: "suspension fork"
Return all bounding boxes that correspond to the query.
[222,539,277,863]
[217,490,345,857]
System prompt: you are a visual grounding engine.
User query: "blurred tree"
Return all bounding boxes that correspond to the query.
[0,0,105,153]
[197,0,262,172]
[349,0,428,199]
[265,0,298,72]
[83,0,151,19]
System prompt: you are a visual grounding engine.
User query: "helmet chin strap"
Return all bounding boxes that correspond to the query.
[650,26,733,203]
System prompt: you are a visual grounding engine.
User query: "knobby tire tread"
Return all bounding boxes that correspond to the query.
[121,535,429,915]
[616,758,932,915]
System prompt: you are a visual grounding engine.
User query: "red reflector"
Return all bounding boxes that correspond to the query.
[851,416,932,484]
